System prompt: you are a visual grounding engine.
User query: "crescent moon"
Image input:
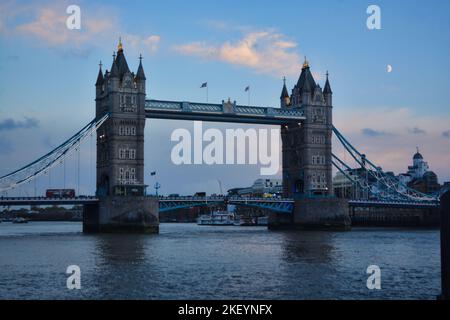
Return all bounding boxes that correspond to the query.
[387,65,393,73]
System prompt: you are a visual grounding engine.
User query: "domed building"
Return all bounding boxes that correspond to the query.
[407,148,429,179]
[400,148,440,194]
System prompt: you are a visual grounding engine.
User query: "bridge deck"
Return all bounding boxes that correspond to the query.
[0,197,438,210]
[145,99,305,125]
[0,197,99,206]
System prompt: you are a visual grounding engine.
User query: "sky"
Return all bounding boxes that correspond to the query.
[0,0,450,196]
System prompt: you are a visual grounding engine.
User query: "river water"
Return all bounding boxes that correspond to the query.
[0,222,441,300]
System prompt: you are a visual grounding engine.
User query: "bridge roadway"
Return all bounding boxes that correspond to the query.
[0,196,439,211]
[145,99,306,125]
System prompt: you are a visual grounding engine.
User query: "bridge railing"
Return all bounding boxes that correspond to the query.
[145,99,305,119]
[0,196,98,201]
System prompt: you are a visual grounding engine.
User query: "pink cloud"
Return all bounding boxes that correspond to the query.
[1,1,161,55]
[174,30,303,77]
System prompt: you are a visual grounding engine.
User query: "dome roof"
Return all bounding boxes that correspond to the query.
[413,152,423,160]
[413,147,423,160]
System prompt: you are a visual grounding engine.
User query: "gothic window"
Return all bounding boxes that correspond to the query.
[120,94,137,113]
[118,167,137,185]
[118,125,137,136]
[312,154,325,165]
[311,135,325,144]
[311,171,326,189]
[118,147,136,160]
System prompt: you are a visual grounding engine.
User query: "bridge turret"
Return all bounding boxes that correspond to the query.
[280,77,290,108]
[95,62,104,95]
[323,71,332,106]
[108,52,120,92]
[135,54,146,95]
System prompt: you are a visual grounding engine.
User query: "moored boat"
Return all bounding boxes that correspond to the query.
[197,211,235,226]
[12,217,28,224]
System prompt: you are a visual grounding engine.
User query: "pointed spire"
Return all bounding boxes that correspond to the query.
[118,37,123,52]
[280,76,289,99]
[115,40,130,78]
[110,51,119,78]
[302,56,310,69]
[296,58,316,93]
[136,54,146,80]
[95,61,104,86]
[324,71,332,94]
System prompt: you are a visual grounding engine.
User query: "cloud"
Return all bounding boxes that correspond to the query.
[408,126,426,135]
[361,128,393,137]
[0,1,161,56]
[443,130,450,139]
[0,117,39,132]
[13,4,113,46]
[174,29,302,77]
[123,34,161,54]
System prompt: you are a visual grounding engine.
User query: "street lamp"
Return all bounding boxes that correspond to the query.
[154,182,161,197]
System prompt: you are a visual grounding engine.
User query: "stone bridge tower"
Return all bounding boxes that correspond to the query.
[84,40,159,233]
[281,59,333,197]
[277,59,350,230]
[95,40,146,197]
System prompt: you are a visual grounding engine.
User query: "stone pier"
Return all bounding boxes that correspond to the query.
[269,197,351,230]
[83,196,159,233]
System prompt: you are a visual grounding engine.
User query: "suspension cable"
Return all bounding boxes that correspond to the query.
[0,113,109,192]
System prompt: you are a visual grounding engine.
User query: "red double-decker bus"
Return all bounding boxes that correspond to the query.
[45,189,76,198]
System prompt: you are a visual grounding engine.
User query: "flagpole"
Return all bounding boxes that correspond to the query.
[207,85,209,103]
[248,88,250,106]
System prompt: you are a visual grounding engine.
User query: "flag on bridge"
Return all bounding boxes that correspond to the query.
[200,82,207,88]
[245,86,250,92]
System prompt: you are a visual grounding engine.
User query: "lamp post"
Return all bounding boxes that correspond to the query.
[154,182,161,197]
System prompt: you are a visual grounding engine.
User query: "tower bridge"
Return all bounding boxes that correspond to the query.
[0,41,441,233]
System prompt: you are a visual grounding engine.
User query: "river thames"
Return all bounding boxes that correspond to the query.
[0,222,440,300]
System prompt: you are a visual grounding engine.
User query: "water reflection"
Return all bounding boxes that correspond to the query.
[280,230,335,264]
[94,234,148,265]
[90,234,156,299]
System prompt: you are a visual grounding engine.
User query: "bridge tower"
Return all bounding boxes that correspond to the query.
[84,40,159,233]
[281,59,333,197]
[277,59,350,230]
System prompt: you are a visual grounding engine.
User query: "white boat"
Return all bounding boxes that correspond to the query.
[197,211,235,226]
[12,217,28,224]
